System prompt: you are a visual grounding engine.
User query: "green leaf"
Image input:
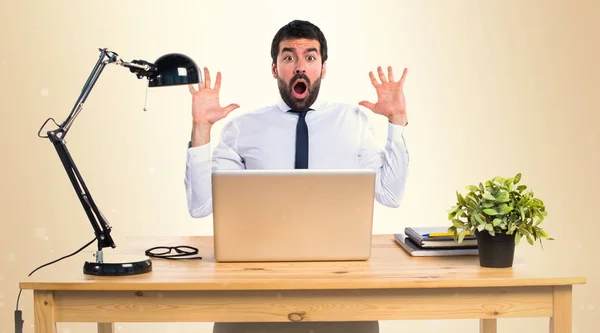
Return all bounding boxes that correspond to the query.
[517,185,527,192]
[492,218,502,227]
[473,213,485,225]
[495,190,510,203]
[452,219,465,228]
[456,191,466,206]
[482,201,495,208]
[479,182,485,193]
[484,224,495,236]
[466,185,479,193]
[483,208,499,216]
[526,233,534,245]
[467,194,478,205]
[458,229,467,243]
[447,226,458,241]
[469,214,477,226]
[519,207,525,221]
[477,223,485,231]
[514,173,522,184]
[482,192,496,201]
[497,204,513,215]
[467,199,477,210]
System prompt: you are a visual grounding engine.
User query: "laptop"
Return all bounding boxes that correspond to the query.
[211,169,376,262]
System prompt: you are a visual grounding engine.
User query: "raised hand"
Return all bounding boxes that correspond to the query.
[359,66,408,126]
[188,67,240,126]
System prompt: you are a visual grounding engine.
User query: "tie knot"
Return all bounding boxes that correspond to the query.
[290,109,311,118]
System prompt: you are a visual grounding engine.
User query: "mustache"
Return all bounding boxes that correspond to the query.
[290,74,311,87]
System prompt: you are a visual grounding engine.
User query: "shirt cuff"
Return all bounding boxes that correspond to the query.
[387,121,406,143]
[186,141,211,166]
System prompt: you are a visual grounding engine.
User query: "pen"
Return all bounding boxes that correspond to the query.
[423,231,471,237]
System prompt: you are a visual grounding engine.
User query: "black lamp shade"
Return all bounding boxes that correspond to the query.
[149,53,201,87]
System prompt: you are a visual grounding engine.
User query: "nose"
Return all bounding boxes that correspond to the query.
[295,58,306,74]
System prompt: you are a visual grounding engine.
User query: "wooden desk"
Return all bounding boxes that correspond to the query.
[20,234,586,333]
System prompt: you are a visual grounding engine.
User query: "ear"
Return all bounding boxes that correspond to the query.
[271,63,277,78]
[321,61,327,79]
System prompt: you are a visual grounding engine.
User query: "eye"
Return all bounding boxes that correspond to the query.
[283,55,294,61]
[307,55,316,61]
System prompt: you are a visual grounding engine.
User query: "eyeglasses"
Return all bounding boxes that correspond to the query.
[144,245,202,260]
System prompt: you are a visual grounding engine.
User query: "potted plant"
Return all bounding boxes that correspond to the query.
[447,173,552,268]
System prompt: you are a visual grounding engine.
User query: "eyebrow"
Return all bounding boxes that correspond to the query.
[281,47,319,54]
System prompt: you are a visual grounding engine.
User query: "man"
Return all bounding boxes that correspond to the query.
[185,20,409,333]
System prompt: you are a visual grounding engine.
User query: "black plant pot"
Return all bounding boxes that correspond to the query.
[475,230,516,268]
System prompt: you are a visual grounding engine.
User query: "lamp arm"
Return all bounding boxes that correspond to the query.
[46,129,116,253]
[37,47,158,258]
[60,48,118,139]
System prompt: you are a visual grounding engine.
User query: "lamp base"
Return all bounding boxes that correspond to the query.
[84,254,152,276]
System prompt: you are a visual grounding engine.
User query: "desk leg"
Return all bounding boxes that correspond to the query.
[479,319,497,333]
[34,291,56,333]
[550,285,572,333]
[98,323,114,333]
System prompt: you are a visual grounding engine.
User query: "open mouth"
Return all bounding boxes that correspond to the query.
[292,80,308,99]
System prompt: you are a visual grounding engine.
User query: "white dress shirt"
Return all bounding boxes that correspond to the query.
[184,97,410,218]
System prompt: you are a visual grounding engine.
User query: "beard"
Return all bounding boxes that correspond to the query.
[277,72,322,112]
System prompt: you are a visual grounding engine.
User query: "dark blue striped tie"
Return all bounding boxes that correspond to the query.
[291,109,309,169]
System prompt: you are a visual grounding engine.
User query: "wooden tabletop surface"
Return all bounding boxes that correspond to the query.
[19,234,586,291]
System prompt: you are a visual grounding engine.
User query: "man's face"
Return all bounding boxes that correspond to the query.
[272,38,326,111]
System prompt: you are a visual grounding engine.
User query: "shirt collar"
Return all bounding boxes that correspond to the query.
[276,95,325,113]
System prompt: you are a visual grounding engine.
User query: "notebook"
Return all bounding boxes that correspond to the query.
[394,233,479,257]
[404,226,478,248]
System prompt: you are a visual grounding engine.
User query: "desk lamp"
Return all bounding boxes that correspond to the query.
[37,47,200,276]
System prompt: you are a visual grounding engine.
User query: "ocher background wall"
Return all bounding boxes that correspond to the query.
[1,0,598,332]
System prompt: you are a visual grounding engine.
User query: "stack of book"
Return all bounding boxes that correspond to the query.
[394,226,479,256]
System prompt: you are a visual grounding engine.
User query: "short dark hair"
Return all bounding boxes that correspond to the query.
[270,20,328,65]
